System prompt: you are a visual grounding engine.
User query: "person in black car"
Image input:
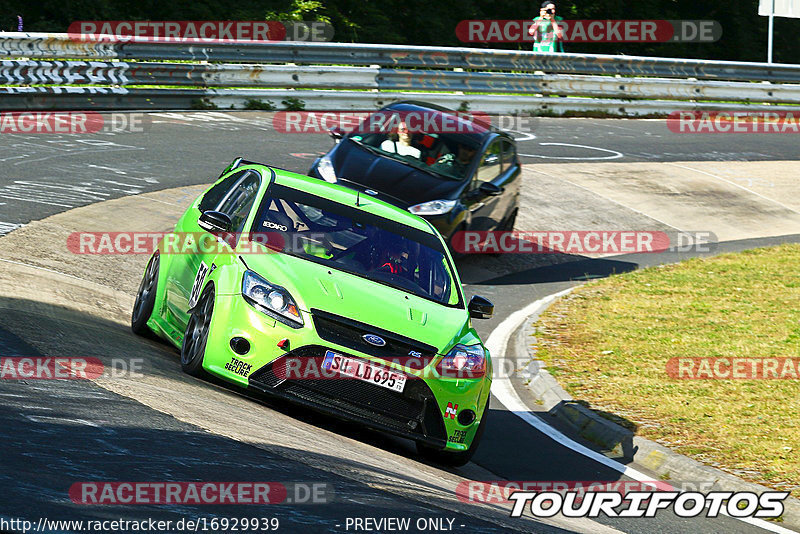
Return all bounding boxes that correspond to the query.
[380,120,421,159]
[431,143,477,178]
[309,101,521,245]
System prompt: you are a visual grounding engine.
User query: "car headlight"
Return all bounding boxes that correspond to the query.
[316,154,337,183]
[437,344,486,378]
[242,270,303,327]
[408,199,457,216]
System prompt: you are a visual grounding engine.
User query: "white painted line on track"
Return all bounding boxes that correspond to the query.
[138,196,184,207]
[487,289,797,534]
[0,222,22,235]
[509,130,537,142]
[520,143,624,161]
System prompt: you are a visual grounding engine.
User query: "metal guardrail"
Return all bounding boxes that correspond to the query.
[1,32,799,114]
[5,87,795,116]
[4,32,800,82]
[3,60,799,105]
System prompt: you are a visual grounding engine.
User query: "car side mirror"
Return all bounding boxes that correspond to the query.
[468,295,494,319]
[199,210,233,234]
[329,126,343,142]
[479,182,504,197]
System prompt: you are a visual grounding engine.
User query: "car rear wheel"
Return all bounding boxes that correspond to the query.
[417,397,489,467]
[181,285,214,377]
[131,252,159,337]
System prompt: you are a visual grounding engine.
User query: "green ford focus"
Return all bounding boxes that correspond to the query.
[131,159,494,465]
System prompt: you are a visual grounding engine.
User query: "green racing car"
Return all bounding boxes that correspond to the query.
[131,158,495,465]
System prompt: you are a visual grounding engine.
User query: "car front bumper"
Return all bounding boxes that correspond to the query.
[202,292,491,451]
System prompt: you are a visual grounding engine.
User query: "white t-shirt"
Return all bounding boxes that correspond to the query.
[380,140,421,159]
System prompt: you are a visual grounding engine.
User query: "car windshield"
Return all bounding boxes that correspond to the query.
[252,184,461,307]
[346,109,485,180]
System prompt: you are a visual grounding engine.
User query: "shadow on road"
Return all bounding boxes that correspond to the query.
[468,257,639,287]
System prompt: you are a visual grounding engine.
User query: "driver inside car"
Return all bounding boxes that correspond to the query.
[380,120,421,159]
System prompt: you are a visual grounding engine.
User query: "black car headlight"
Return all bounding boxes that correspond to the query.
[316,154,337,183]
[242,270,303,327]
[408,199,457,216]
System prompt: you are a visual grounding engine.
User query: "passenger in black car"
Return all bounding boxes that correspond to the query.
[431,143,478,178]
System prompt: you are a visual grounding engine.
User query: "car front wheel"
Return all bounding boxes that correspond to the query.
[181,285,214,377]
[131,252,159,337]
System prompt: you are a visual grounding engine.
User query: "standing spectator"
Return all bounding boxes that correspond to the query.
[17,15,23,31]
[529,2,564,53]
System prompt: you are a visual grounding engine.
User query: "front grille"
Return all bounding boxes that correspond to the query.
[311,308,437,370]
[249,345,446,445]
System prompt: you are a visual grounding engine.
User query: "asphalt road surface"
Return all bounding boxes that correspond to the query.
[1,111,798,231]
[0,112,797,534]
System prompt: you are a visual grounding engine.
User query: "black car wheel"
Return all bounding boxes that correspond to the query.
[131,252,159,337]
[181,285,214,377]
[417,397,489,467]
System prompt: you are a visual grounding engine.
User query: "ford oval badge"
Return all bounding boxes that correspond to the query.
[362,334,386,347]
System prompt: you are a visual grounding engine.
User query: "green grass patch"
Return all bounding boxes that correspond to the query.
[535,244,800,497]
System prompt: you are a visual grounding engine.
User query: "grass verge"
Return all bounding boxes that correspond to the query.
[535,244,800,497]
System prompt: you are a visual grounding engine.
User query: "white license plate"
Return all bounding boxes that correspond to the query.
[322,350,407,393]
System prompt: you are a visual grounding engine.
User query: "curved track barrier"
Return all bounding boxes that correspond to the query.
[1,32,799,114]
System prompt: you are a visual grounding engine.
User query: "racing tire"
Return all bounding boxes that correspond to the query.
[417,397,489,467]
[181,284,214,378]
[131,252,160,337]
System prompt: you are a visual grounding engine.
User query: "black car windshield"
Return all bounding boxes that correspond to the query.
[252,184,461,307]
[346,109,486,180]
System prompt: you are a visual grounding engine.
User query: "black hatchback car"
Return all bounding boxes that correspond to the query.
[308,102,520,246]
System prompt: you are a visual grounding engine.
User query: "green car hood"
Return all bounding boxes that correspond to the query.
[245,250,469,353]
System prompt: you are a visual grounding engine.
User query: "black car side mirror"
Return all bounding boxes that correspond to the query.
[199,211,233,234]
[479,182,504,197]
[468,295,494,319]
[329,126,344,142]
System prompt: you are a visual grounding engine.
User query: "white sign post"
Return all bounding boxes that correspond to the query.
[759,0,800,63]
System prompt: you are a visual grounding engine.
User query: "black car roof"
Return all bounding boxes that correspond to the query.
[382,100,511,140]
